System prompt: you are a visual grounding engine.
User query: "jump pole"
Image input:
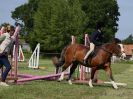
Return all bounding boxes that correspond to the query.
[71,34,90,80]
[79,34,91,80]
[13,26,21,82]
[17,72,69,83]
[71,35,76,44]
[66,35,76,73]
[104,82,127,86]
[7,26,20,82]
[18,45,25,62]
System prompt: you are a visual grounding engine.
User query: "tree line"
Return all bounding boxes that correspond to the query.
[11,0,120,52]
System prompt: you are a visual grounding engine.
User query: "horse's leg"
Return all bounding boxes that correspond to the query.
[92,70,98,83]
[89,67,97,88]
[67,62,78,85]
[104,65,118,89]
[58,62,71,81]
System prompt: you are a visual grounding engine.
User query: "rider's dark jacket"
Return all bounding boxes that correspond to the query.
[90,30,104,46]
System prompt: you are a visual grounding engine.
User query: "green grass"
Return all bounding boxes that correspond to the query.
[18,59,55,75]
[0,60,133,99]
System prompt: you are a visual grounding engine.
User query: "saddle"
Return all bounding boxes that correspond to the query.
[85,46,101,65]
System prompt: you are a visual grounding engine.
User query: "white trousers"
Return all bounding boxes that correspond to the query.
[84,43,95,60]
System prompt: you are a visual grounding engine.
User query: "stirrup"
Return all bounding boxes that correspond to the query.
[83,59,87,64]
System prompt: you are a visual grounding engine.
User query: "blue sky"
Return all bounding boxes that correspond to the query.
[0,0,133,40]
[116,0,133,40]
[0,0,28,24]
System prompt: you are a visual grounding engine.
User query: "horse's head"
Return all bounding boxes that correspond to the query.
[112,38,125,57]
[113,44,122,56]
[118,44,126,59]
[102,38,124,57]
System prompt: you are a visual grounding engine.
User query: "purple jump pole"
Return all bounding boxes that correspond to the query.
[17,72,69,83]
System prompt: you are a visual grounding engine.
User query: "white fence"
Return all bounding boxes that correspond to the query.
[28,43,40,69]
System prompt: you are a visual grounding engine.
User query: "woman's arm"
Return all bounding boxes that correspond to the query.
[0,34,6,43]
[11,26,21,41]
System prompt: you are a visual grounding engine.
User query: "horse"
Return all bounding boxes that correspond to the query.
[52,38,124,89]
[111,44,126,63]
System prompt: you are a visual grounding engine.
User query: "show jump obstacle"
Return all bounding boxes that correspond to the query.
[16,35,79,83]
[16,36,76,83]
[28,43,40,69]
[80,34,91,80]
[0,27,126,87]
[11,26,20,82]
[18,45,25,62]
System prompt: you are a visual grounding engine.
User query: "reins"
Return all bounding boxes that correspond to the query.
[100,47,113,55]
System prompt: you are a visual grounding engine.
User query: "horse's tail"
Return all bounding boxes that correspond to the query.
[52,46,67,73]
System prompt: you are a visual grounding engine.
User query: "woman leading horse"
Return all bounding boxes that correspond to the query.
[52,38,124,89]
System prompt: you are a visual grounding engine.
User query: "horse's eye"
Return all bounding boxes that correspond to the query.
[118,45,121,49]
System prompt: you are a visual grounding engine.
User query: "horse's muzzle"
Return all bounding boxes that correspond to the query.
[121,52,126,58]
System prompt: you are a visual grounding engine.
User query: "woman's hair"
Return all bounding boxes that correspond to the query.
[7,25,15,32]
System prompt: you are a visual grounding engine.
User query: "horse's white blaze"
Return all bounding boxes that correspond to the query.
[119,44,124,52]
[58,72,64,81]
[88,79,93,88]
[118,44,126,59]
[111,81,118,89]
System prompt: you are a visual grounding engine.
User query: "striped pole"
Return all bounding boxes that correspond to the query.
[80,34,91,80]
[10,26,21,82]
[71,35,76,44]
[13,26,21,82]
[67,35,76,73]
[18,45,25,61]
[84,34,91,73]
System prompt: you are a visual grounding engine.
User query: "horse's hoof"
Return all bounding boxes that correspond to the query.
[68,80,72,85]
[57,79,61,82]
[111,81,118,89]
[88,79,93,88]
[113,86,118,89]
[90,86,93,88]
[89,84,93,88]
[88,82,93,88]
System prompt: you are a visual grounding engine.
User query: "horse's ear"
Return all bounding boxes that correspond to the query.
[112,38,121,44]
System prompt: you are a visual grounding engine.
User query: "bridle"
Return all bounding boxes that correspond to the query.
[100,43,122,56]
[100,47,113,55]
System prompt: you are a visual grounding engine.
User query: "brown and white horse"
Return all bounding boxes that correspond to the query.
[52,38,125,89]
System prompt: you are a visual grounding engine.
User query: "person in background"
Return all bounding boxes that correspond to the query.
[84,22,105,64]
[0,25,16,86]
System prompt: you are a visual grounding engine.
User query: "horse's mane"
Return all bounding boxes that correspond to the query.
[101,43,112,47]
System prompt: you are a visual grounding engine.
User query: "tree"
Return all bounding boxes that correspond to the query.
[11,0,120,52]
[122,34,133,44]
[80,0,120,42]
[12,0,39,34]
[30,0,85,52]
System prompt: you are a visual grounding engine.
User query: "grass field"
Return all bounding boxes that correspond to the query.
[18,59,55,76]
[0,59,133,99]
